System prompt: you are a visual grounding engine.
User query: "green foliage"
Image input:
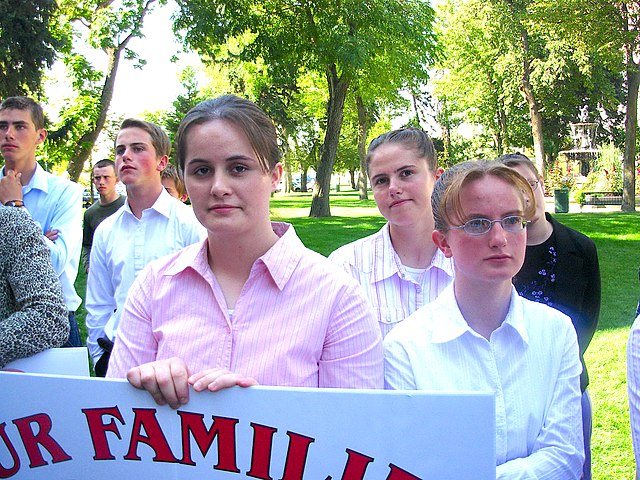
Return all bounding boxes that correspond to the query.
[173,0,438,215]
[38,0,164,176]
[573,143,624,202]
[596,143,624,193]
[433,0,625,164]
[146,67,203,158]
[175,0,437,86]
[0,0,70,97]
[544,160,575,191]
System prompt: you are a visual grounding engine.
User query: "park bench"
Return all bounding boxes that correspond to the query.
[580,191,623,208]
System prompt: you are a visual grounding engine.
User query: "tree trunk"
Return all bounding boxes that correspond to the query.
[310,65,350,217]
[66,46,122,182]
[492,131,503,156]
[65,0,156,182]
[497,106,508,155]
[301,166,308,192]
[346,169,354,189]
[519,30,545,177]
[439,102,451,167]
[356,94,369,200]
[622,57,639,212]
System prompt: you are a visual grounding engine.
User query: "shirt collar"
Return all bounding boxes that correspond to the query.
[430,285,472,343]
[162,222,303,292]
[502,288,530,344]
[2,163,48,194]
[256,222,303,291]
[122,187,174,220]
[371,223,455,282]
[430,285,529,345]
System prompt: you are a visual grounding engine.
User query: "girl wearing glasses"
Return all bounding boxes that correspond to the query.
[499,153,599,480]
[384,161,584,478]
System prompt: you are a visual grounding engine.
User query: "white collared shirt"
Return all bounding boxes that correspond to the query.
[1,163,83,311]
[329,223,454,337]
[85,189,206,363]
[384,285,584,479]
[628,315,640,471]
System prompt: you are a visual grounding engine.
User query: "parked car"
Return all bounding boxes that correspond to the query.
[82,189,99,208]
[292,175,315,192]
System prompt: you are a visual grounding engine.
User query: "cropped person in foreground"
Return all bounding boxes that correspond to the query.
[107,95,383,407]
[0,206,69,367]
[384,161,584,479]
[628,314,640,479]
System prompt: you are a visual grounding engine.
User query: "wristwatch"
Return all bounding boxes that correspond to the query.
[4,200,24,208]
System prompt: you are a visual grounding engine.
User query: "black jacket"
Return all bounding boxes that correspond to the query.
[515,213,601,392]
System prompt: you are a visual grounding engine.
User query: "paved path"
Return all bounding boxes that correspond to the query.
[545,196,624,214]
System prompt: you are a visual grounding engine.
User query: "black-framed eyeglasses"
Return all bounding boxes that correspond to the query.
[451,215,529,236]
[528,180,539,191]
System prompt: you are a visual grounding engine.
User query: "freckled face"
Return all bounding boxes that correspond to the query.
[368,143,438,227]
[435,175,527,287]
[115,127,167,187]
[182,119,281,237]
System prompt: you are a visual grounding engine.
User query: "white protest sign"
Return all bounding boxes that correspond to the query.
[0,372,495,479]
[3,348,89,376]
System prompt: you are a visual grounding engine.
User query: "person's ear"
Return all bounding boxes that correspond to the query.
[432,229,453,258]
[36,128,47,145]
[434,167,445,180]
[157,155,169,172]
[270,162,283,191]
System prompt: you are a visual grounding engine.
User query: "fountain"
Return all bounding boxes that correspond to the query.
[559,105,600,176]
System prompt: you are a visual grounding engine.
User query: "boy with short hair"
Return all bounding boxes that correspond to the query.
[0,96,83,346]
[85,118,205,376]
[82,159,125,272]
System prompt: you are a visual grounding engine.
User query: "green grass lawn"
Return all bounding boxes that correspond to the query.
[75,191,639,479]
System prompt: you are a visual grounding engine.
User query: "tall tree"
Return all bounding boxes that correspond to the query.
[61,0,160,181]
[174,0,437,216]
[533,0,635,210]
[434,0,521,159]
[435,0,623,174]
[39,0,160,179]
[0,0,68,98]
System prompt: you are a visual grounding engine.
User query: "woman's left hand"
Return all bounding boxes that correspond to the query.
[189,368,258,392]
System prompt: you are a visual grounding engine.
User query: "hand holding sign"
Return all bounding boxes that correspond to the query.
[126,357,259,409]
[126,357,191,409]
[189,367,258,392]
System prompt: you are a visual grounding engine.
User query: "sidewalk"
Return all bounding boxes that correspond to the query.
[544,196,623,214]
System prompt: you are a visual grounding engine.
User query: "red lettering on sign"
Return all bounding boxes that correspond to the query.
[246,422,278,480]
[386,463,421,479]
[177,411,240,472]
[82,406,125,460]
[0,423,20,478]
[124,408,178,463]
[341,448,374,480]
[281,431,315,480]
[12,414,72,468]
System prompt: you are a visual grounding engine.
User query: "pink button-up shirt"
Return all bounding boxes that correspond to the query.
[107,223,383,389]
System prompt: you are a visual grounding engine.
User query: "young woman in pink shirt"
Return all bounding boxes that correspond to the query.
[107,95,383,408]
